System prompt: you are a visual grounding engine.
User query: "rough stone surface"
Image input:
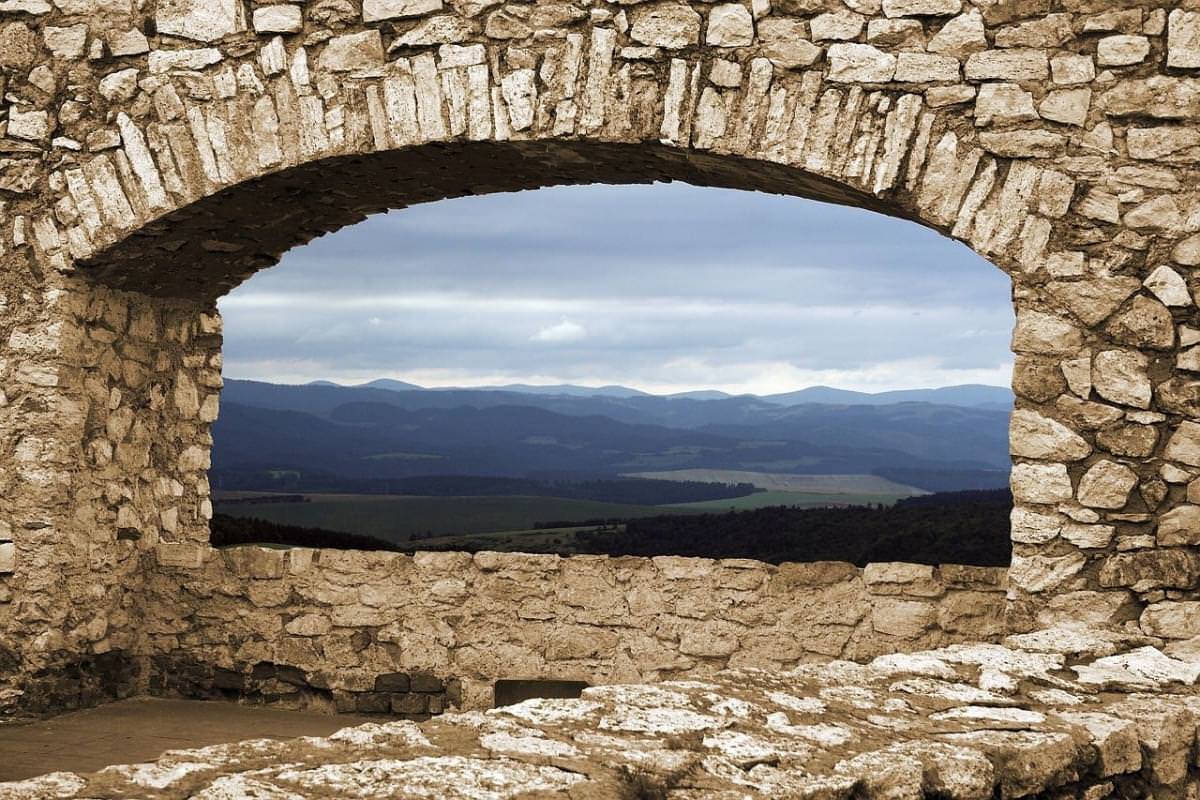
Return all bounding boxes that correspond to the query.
[4,628,1199,800]
[3,0,1200,725]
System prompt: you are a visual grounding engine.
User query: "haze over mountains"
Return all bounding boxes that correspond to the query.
[212,378,1013,494]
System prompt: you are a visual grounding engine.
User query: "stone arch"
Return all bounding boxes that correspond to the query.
[3,0,1200,713]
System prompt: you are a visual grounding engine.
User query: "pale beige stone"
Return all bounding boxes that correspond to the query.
[927,10,985,58]
[882,0,959,17]
[253,5,304,34]
[157,0,245,42]
[630,4,701,48]
[1168,10,1200,70]
[364,0,443,21]
[828,43,896,82]
[810,10,865,41]
[1039,88,1090,127]
[1010,410,1090,461]
[965,49,1049,81]
[1165,421,1200,466]
[1011,462,1073,504]
[1097,35,1150,66]
[1144,265,1191,307]
[705,4,754,47]
[1050,53,1095,86]
[1092,350,1151,409]
[757,19,820,67]
[894,53,958,83]
[974,83,1036,127]
[1077,460,1138,510]
[319,31,385,71]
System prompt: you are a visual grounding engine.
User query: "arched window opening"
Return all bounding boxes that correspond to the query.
[208,182,1014,569]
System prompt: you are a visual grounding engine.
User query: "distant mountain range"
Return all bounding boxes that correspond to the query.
[307,379,1013,409]
[211,379,1012,494]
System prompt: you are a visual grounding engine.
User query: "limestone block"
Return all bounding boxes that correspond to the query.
[1097,35,1150,66]
[394,16,475,46]
[927,10,985,58]
[1092,350,1151,409]
[965,50,1049,82]
[1010,508,1062,544]
[870,597,935,638]
[7,107,49,142]
[1104,296,1174,351]
[364,0,443,21]
[319,31,385,72]
[1009,553,1086,594]
[1050,54,1094,86]
[157,0,245,42]
[679,621,740,657]
[1061,522,1114,549]
[828,43,896,83]
[148,48,224,73]
[1158,505,1200,547]
[156,542,208,569]
[706,4,754,47]
[867,19,924,48]
[1144,265,1191,307]
[1141,601,1200,638]
[1101,77,1200,120]
[43,24,86,58]
[108,28,149,56]
[1010,410,1090,461]
[810,10,865,41]
[253,5,304,34]
[993,14,1072,48]
[1166,421,1200,466]
[974,83,1036,127]
[882,0,959,17]
[1168,10,1200,70]
[630,4,701,49]
[98,69,139,102]
[0,542,13,574]
[1077,460,1138,510]
[1053,713,1141,777]
[863,562,943,597]
[978,130,1064,158]
[1095,424,1157,458]
[894,53,958,83]
[757,19,820,68]
[1011,462,1073,504]
[1099,550,1200,591]
[1038,88,1090,127]
[1012,311,1082,355]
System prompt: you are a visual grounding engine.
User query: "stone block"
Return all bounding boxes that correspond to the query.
[0,542,14,574]
[157,0,245,42]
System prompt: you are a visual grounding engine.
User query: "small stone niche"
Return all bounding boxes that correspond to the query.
[494,679,589,708]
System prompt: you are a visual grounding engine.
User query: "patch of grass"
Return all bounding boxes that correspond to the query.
[215,494,683,544]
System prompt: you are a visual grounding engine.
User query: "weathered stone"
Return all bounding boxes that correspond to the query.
[705,4,754,46]
[1092,350,1151,409]
[1100,549,1200,591]
[1077,460,1138,510]
[1038,88,1090,127]
[979,130,1064,158]
[811,10,865,41]
[757,19,820,67]
[894,52,958,82]
[253,5,304,34]
[827,43,896,82]
[1097,35,1150,66]
[964,49,1048,81]
[1009,552,1086,593]
[1144,265,1191,307]
[1012,311,1082,355]
[319,31,385,71]
[1050,53,1094,86]
[1104,296,1174,351]
[882,0,959,17]
[1010,462,1073,504]
[157,0,245,42]
[1168,10,1200,70]
[1157,505,1200,546]
[1142,602,1200,638]
[364,0,443,21]
[630,4,701,48]
[1096,424,1157,458]
[1101,77,1200,120]
[974,83,1036,126]
[1165,421,1200,466]
[1009,410,1090,461]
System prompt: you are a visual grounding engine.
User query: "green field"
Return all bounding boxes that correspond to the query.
[626,469,927,495]
[216,494,684,543]
[667,490,914,511]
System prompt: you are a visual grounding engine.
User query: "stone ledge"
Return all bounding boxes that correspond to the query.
[5,627,1199,799]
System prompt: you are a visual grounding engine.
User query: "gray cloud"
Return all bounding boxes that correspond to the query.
[218,182,1014,393]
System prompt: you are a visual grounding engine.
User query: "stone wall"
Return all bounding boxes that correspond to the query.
[137,543,1007,711]
[4,0,1200,717]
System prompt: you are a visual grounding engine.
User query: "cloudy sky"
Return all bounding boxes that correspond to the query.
[218,182,1015,395]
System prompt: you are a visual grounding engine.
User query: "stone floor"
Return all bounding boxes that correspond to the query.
[0,698,375,783]
[3,627,1200,798]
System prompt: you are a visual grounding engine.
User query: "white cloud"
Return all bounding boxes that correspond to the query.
[531,318,587,344]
